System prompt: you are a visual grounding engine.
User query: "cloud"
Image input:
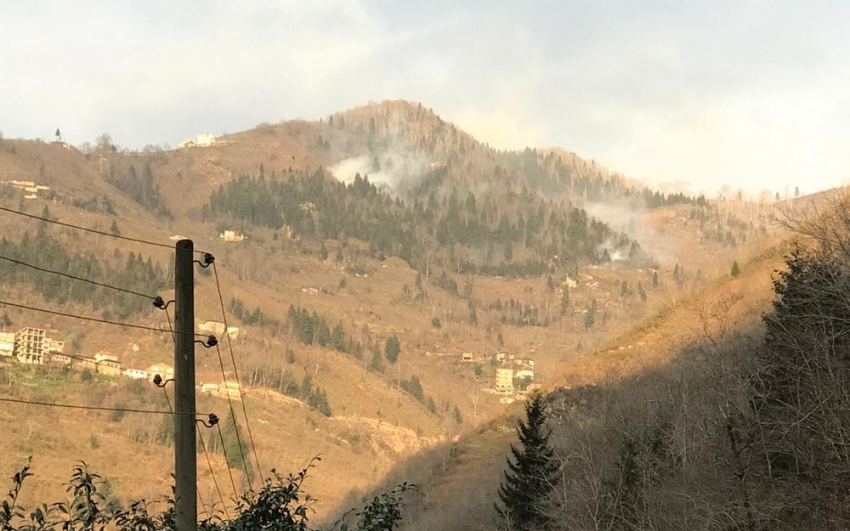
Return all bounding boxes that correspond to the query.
[2,1,850,195]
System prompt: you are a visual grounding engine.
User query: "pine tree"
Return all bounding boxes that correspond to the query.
[731,261,741,277]
[584,299,597,330]
[497,393,559,530]
[385,334,401,364]
[560,288,570,316]
[220,410,252,482]
[637,281,647,303]
[652,270,659,288]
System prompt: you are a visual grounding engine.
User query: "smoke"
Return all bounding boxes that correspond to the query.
[329,148,432,196]
[586,201,677,267]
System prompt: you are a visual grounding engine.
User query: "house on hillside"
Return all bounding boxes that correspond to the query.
[200,380,242,401]
[178,133,216,149]
[198,320,226,337]
[461,352,474,362]
[219,230,245,242]
[14,327,48,365]
[94,352,121,376]
[123,368,148,380]
[495,352,506,362]
[0,332,14,358]
[514,363,534,382]
[495,367,514,394]
[49,352,73,367]
[146,362,174,382]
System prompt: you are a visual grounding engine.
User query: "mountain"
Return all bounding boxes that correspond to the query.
[0,101,794,521]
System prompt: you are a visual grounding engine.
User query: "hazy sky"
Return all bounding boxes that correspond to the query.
[2,1,849,195]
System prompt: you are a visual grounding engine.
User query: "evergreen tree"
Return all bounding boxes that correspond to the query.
[319,242,328,261]
[453,406,463,425]
[731,261,741,277]
[794,186,800,198]
[497,393,559,530]
[220,410,252,482]
[652,270,659,288]
[560,288,570,316]
[385,335,401,364]
[637,281,647,303]
[369,344,384,372]
[110,220,120,236]
[584,299,597,330]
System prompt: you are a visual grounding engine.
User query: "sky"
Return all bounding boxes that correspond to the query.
[2,0,850,195]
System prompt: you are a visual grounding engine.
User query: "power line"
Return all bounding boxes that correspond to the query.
[0,205,176,250]
[0,300,208,338]
[198,428,233,517]
[0,205,209,255]
[161,308,231,518]
[215,422,241,500]
[212,262,263,481]
[0,254,157,300]
[211,341,253,491]
[0,396,206,416]
[159,385,221,521]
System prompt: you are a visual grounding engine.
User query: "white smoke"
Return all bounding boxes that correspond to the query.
[329,148,432,196]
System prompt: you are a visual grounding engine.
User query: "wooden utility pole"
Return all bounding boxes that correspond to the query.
[174,240,197,531]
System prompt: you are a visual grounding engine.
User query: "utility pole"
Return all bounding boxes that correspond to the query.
[174,240,197,531]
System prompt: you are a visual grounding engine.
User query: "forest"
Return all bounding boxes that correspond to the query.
[202,167,650,276]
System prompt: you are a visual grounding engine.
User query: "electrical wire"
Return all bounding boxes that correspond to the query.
[0,205,209,255]
[162,308,231,518]
[0,396,205,416]
[158,385,215,521]
[0,205,173,250]
[215,422,241,499]
[0,254,157,300]
[212,262,263,480]
[210,341,253,491]
[0,300,207,337]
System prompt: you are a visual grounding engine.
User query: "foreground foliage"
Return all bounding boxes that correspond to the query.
[0,459,412,531]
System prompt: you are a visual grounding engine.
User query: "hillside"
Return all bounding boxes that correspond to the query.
[0,101,798,520]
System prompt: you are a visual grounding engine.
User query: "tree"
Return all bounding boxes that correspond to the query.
[109,220,120,236]
[1,312,11,328]
[620,280,629,297]
[584,299,597,330]
[319,242,328,261]
[385,335,400,364]
[453,405,463,424]
[431,317,441,328]
[559,288,570,316]
[41,205,51,221]
[652,270,659,288]
[795,186,800,198]
[731,261,741,277]
[497,393,559,530]
[219,410,252,482]
[637,281,647,303]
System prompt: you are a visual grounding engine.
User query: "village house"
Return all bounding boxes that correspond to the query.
[178,133,216,149]
[200,380,242,401]
[123,368,148,380]
[48,352,73,367]
[93,352,121,376]
[495,352,507,362]
[514,363,535,382]
[198,320,226,337]
[495,367,514,394]
[0,332,14,358]
[461,352,474,362]
[146,362,174,382]
[219,230,245,242]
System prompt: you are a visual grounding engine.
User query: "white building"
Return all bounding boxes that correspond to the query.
[495,368,514,394]
[178,133,216,149]
[123,368,148,380]
[219,230,245,242]
[198,320,226,337]
[0,332,14,357]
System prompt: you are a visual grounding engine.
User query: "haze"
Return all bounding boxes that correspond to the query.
[2,0,849,195]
